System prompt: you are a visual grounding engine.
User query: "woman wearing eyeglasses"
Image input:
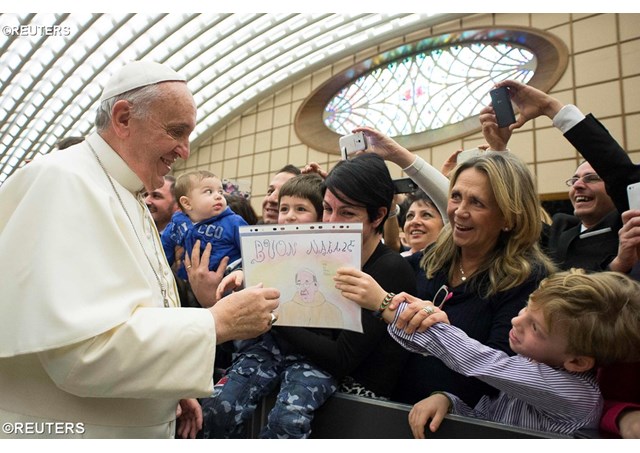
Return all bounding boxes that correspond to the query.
[335,135,556,407]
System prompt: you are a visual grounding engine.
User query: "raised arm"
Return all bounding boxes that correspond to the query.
[352,126,449,223]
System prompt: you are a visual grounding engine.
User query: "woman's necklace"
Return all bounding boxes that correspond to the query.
[88,142,170,308]
[459,263,467,282]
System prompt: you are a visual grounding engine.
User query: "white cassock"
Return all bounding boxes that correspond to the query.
[0,133,216,438]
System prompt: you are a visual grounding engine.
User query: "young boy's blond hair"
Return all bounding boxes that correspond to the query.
[529,268,640,366]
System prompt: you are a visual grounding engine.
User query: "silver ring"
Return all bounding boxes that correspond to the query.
[269,312,278,325]
[186,265,192,269]
[422,306,435,315]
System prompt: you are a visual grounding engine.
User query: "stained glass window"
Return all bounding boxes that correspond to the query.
[323,42,536,137]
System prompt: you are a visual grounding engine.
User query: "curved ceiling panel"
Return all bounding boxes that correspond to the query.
[0,12,462,184]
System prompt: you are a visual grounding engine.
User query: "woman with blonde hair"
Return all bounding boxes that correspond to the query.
[335,128,556,406]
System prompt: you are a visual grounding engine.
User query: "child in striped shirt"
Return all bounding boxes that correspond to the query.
[382,269,640,436]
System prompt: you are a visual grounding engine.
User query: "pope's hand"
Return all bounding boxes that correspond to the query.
[209,284,280,343]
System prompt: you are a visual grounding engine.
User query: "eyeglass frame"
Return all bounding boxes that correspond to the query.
[433,284,453,310]
[564,173,603,187]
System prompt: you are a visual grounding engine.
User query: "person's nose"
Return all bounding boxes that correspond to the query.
[454,202,469,219]
[266,189,279,206]
[284,210,295,222]
[175,139,190,160]
[511,308,525,329]
[324,212,340,223]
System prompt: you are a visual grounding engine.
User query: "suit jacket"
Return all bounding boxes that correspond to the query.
[547,114,640,271]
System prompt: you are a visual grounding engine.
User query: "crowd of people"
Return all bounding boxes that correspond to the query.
[0,61,639,441]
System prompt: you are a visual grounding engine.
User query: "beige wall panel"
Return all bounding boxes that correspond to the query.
[274,87,292,106]
[292,76,312,101]
[271,126,290,149]
[255,130,272,153]
[222,158,238,179]
[621,39,640,77]
[239,135,255,157]
[535,127,575,162]
[226,118,241,139]
[619,14,640,41]
[211,141,225,162]
[240,113,256,136]
[574,46,619,87]
[252,173,269,199]
[507,131,535,164]
[495,13,530,27]
[224,138,239,159]
[273,104,291,128]
[210,161,223,179]
[576,81,622,117]
[531,14,570,29]
[461,13,492,28]
[256,109,273,132]
[626,114,640,151]
[269,148,289,172]
[288,144,309,168]
[237,155,253,178]
[536,160,579,194]
[253,152,270,175]
[573,14,617,53]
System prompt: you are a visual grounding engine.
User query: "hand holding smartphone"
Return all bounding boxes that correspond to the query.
[339,132,367,160]
[490,86,516,128]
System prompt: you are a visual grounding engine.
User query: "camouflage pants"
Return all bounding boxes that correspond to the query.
[200,332,337,439]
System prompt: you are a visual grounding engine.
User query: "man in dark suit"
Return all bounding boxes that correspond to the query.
[479,79,640,271]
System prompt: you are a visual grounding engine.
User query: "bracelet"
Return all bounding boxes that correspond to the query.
[388,205,400,218]
[377,292,395,314]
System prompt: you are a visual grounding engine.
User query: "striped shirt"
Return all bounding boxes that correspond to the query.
[388,304,602,435]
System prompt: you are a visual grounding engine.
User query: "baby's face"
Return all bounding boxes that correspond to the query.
[278,195,319,224]
[187,177,227,223]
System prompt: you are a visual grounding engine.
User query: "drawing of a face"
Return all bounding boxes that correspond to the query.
[296,269,318,303]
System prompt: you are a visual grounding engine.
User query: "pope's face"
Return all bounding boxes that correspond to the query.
[296,270,318,303]
[126,82,196,192]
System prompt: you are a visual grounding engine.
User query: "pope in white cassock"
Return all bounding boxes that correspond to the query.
[0,61,280,438]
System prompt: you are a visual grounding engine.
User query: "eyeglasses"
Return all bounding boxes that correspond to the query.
[564,173,603,187]
[433,284,453,310]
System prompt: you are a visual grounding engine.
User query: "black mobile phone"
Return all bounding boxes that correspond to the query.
[393,177,418,194]
[490,86,516,128]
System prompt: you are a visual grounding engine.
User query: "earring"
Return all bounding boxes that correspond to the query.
[503,227,510,232]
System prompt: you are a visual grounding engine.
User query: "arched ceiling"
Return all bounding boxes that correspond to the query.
[0,12,467,184]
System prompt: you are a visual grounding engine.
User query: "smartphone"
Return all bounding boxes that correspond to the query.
[339,132,367,160]
[457,147,484,164]
[490,86,516,128]
[393,177,418,194]
[628,182,640,210]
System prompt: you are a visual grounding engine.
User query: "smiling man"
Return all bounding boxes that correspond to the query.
[0,61,280,438]
[145,175,179,233]
[479,79,640,271]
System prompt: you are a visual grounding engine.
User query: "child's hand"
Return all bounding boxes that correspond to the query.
[176,398,203,439]
[215,270,245,301]
[408,393,451,439]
